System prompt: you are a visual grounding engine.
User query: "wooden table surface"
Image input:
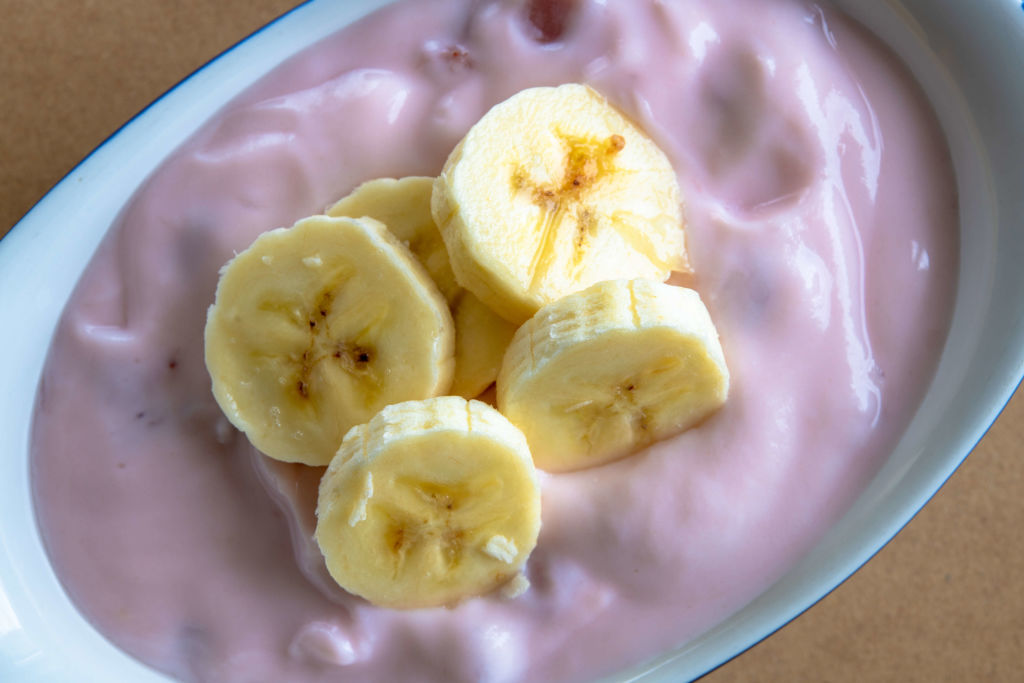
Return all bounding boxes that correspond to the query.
[2,1,1021,681]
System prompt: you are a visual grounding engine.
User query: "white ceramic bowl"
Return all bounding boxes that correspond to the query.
[1,1,1022,681]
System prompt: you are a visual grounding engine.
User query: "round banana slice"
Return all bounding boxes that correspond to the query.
[328,176,518,399]
[432,83,688,324]
[450,290,519,399]
[204,215,454,466]
[316,396,541,609]
[497,279,729,472]
[327,177,461,303]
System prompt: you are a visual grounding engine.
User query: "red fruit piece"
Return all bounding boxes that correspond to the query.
[525,0,579,43]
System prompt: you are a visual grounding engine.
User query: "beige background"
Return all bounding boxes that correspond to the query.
[2,1,1021,680]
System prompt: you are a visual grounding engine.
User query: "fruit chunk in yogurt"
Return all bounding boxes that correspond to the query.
[203,214,456,466]
[31,0,958,681]
[315,396,543,609]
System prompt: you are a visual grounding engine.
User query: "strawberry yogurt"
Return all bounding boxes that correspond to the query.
[31,0,958,681]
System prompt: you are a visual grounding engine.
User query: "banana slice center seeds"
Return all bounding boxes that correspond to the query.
[293,286,380,400]
[516,133,627,287]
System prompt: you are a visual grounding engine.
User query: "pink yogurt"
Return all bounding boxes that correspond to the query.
[31,0,958,681]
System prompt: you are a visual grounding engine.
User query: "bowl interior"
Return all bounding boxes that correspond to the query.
[1,1,1022,681]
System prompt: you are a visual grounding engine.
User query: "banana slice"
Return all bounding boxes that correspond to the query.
[450,290,519,399]
[432,83,688,324]
[327,177,461,303]
[315,396,541,609]
[328,176,517,399]
[204,215,454,466]
[497,279,728,472]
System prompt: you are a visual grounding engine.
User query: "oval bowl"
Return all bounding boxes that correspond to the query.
[1,1,1022,681]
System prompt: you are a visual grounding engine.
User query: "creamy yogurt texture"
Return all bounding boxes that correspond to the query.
[31,0,958,681]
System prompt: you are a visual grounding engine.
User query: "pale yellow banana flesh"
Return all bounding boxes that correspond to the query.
[206,82,721,612]
[433,83,688,324]
[316,397,541,609]
[497,279,728,472]
[328,176,517,398]
[327,177,461,303]
[204,215,454,466]
[450,291,518,399]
